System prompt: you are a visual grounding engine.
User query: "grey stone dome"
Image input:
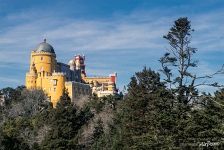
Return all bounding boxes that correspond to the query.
[35,39,55,53]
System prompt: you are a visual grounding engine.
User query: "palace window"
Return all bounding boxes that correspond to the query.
[41,57,43,60]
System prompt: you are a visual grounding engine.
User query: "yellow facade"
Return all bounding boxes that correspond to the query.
[26,40,117,107]
[49,73,65,106]
[25,40,68,107]
[26,52,65,107]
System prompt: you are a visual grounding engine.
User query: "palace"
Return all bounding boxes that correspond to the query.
[25,39,117,107]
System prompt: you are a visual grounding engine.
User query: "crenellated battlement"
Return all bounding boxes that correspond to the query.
[26,72,37,76]
[52,72,66,76]
[31,50,56,57]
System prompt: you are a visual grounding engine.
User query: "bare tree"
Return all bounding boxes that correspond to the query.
[19,125,51,148]
[5,89,50,118]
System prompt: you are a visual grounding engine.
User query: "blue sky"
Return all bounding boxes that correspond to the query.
[0,0,224,93]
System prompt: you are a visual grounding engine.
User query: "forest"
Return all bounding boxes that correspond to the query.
[1,17,224,149]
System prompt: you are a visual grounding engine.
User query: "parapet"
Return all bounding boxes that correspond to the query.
[65,81,90,87]
[52,72,66,76]
[31,50,56,57]
[26,72,37,77]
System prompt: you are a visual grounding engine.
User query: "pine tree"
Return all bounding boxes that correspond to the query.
[107,67,176,149]
[190,90,224,148]
[160,17,197,103]
[0,129,30,150]
[40,90,93,149]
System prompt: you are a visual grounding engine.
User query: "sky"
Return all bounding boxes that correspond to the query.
[0,0,224,93]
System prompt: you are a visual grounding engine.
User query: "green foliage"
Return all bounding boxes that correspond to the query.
[40,90,93,149]
[94,67,224,149]
[0,134,30,150]
[1,17,224,150]
[0,118,30,150]
[0,87,52,149]
[92,67,175,149]
[173,92,224,149]
[91,118,104,149]
[87,93,121,113]
[120,68,176,149]
[93,118,104,141]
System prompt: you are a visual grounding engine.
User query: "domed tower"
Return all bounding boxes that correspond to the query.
[28,39,57,88]
[32,39,56,74]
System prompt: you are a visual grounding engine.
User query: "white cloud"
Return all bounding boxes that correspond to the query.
[0,77,21,84]
[0,7,224,90]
